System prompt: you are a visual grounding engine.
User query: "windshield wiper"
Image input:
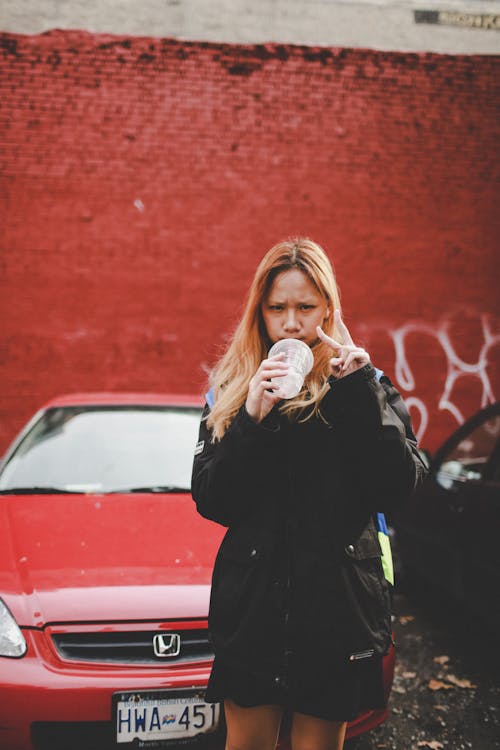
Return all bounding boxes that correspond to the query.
[107,485,189,494]
[0,487,82,495]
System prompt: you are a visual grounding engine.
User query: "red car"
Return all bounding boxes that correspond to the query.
[0,393,394,750]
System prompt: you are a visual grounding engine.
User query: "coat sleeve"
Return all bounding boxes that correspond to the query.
[320,363,428,516]
[191,403,282,527]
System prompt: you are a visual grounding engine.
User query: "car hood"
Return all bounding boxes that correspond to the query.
[0,493,224,627]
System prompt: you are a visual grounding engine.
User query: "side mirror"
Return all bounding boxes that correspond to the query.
[435,459,481,490]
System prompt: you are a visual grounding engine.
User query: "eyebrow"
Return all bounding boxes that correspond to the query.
[266,297,318,305]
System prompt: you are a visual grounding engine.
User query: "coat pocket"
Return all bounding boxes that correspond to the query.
[344,523,382,560]
[331,523,392,656]
[340,554,391,655]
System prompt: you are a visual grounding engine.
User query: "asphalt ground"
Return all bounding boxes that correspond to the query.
[345,580,500,750]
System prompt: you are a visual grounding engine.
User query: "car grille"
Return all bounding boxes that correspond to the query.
[51,628,212,665]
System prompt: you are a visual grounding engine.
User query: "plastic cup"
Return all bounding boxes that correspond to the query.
[268,339,314,399]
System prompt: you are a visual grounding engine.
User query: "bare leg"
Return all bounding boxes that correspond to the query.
[224,699,284,750]
[291,712,348,750]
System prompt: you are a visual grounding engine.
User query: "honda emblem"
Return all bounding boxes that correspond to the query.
[153,633,181,658]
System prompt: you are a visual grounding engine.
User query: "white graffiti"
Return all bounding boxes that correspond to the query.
[388,315,499,442]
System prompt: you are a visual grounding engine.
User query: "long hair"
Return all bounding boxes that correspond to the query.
[207,238,342,440]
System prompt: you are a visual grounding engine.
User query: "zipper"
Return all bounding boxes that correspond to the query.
[349,648,375,661]
[280,426,294,689]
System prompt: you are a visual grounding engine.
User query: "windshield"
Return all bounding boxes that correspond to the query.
[0,405,202,493]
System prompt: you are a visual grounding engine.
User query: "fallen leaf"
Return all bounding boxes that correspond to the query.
[433,655,450,665]
[399,615,415,625]
[445,674,477,689]
[392,684,407,693]
[428,679,454,691]
[417,742,444,749]
[402,671,417,679]
[434,705,448,711]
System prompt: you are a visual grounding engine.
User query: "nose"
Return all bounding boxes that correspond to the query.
[283,309,300,332]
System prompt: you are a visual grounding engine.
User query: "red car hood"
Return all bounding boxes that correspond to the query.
[0,493,224,627]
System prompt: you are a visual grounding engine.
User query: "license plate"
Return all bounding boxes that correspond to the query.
[113,689,220,745]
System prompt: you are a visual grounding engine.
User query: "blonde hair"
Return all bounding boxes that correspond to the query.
[207,238,342,440]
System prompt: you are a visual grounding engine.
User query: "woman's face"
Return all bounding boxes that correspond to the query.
[261,268,329,346]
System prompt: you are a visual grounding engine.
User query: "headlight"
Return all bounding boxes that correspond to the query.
[0,599,27,657]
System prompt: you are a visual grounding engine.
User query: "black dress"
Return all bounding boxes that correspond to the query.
[205,520,390,722]
[205,502,389,723]
[205,652,387,722]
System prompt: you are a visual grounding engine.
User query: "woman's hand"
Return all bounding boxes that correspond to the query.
[316,309,370,379]
[245,354,289,423]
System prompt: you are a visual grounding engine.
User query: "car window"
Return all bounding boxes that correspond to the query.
[436,413,500,490]
[0,406,202,493]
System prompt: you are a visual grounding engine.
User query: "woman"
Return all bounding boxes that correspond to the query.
[192,238,426,750]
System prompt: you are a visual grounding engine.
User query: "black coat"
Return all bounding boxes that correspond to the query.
[191,364,427,687]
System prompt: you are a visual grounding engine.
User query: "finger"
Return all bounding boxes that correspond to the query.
[257,367,290,383]
[342,346,366,357]
[261,358,289,371]
[316,326,343,350]
[260,354,289,369]
[258,380,282,392]
[342,350,369,371]
[255,359,288,378]
[261,368,291,380]
[329,359,343,376]
[334,309,354,346]
[249,377,282,394]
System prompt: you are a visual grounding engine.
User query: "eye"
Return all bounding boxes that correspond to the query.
[268,304,284,311]
[299,304,316,311]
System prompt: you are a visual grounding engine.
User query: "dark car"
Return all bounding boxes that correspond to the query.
[394,402,500,627]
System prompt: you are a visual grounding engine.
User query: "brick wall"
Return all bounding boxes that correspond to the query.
[1,31,499,452]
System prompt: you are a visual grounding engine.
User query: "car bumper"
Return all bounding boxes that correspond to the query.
[1,632,395,750]
[1,629,217,750]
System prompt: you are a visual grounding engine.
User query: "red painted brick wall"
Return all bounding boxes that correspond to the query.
[1,31,499,453]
